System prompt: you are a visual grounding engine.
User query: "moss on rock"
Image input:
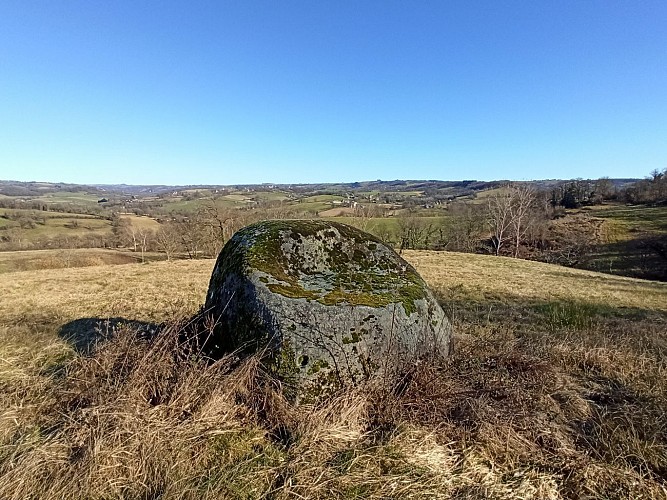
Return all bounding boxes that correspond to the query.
[219,219,428,316]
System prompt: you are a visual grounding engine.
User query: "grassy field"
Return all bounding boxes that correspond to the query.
[586,205,667,233]
[38,191,102,205]
[468,186,507,201]
[3,190,105,209]
[574,204,667,280]
[407,250,667,311]
[0,209,111,240]
[1,252,666,498]
[325,216,450,240]
[300,194,346,203]
[251,191,291,202]
[324,215,399,232]
[0,248,165,274]
[121,214,161,231]
[163,196,251,213]
[0,210,160,249]
[0,208,99,219]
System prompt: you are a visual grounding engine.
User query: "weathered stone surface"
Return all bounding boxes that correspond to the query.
[204,219,451,401]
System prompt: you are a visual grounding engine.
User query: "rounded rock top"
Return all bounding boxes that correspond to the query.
[207,219,428,314]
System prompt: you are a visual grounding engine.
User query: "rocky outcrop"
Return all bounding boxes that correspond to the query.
[204,220,451,401]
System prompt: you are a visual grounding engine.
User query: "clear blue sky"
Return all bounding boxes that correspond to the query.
[1,1,666,185]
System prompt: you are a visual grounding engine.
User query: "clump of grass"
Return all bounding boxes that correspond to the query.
[0,323,275,499]
[537,300,602,330]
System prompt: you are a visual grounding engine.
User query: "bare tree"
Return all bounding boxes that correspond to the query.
[156,223,180,261]
[137,228,154,263]
[373,221,397,247]
[197,201,260,255]
[487,184,537,257]
[127,225,138,252]
[593,177,615,202]
[350,204,372,232]
[173,217,205,259]
[444,202,486,253]
[487,189,514,256]
[110,212,131,248]
[508,185,536,258]
[199,202,232,244]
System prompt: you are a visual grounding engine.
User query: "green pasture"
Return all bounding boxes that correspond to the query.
[250,191,291,202]
[293,201,334,213]
[221,193,252,202]
[0,208,112,241]
[322,215,450,240]
[36,191,103,205]
[0,208,99,219]
[300,194,346,203]
[162,198,220,213]
[355,190,425,199]
[23,217,110,237]
[383,190,424,197]
[587,205,667,233]
[572,204,667,280]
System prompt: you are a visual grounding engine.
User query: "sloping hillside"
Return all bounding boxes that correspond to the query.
[2,251,663,327]
[1,253,666,498]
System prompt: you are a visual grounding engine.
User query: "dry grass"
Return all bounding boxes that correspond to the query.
[0,259,213,326]
[121,214,161,231]
[404,250,667,312]
[0,252,666,498]
[0,248,164,274]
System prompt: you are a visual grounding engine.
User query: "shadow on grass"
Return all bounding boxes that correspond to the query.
[59,317,161,355]
[584,236,667,281]
[436,286,666,323]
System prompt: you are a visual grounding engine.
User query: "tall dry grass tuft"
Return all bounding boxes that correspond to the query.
[0,323,273,499]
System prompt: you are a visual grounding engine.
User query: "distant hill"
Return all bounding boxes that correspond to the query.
[0,177,642,199]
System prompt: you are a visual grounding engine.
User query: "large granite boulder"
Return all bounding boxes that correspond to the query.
[203,219,451,401]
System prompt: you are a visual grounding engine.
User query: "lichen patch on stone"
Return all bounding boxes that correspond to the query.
[229,219,427,314]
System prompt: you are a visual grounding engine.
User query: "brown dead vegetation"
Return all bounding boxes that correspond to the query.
[0,254,666,498]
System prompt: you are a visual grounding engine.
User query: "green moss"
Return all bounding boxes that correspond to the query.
[306,358,330,375]
[266,283,319,300]
[221,219,427,314]
[301,368,343,403]
[342,328,363,344]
